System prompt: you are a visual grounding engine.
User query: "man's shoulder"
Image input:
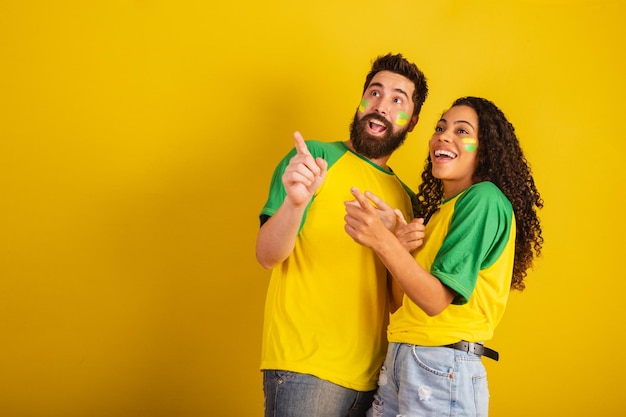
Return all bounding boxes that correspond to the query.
[305,140,346,154]
[305,140,348,166]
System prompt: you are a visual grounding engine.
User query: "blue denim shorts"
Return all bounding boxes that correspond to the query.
[367,343,489,417]
[263,370,375,417]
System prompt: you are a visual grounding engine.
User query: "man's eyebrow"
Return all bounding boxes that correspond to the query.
[394,87,409,99]
[367,82,409,99]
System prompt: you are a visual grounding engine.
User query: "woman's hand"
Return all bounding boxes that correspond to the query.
[344,187,396,250]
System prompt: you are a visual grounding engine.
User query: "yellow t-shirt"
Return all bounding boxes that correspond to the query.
[260,140,414,391]
[388,181,516,346]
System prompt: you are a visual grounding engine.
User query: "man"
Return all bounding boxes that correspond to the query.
[256,53,428,417]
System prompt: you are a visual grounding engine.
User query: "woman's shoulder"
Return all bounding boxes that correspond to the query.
[459,182,511,209]
[466,181,505,198]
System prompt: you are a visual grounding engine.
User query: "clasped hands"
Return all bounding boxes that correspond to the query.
[344,187,425,252]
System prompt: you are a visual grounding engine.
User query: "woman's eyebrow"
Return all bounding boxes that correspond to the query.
[455,120,476,130]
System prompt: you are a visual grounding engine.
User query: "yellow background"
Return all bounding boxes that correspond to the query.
[1,0,624,416]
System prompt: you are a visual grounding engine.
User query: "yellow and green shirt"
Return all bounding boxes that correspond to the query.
[388,181,516,346]
[260,140,414,391]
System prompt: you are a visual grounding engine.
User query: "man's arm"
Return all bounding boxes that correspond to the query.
[256,131,327,269]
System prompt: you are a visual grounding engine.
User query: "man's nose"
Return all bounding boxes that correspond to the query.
[374,104,388,116]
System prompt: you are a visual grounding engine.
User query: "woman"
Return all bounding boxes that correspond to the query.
[344,96,543,416]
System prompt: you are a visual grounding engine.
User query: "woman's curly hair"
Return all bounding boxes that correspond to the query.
[414,96,543,291]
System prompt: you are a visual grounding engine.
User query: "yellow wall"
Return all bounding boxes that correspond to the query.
[1,1,624,416]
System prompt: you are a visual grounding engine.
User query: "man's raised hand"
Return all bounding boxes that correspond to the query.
[281,131,328,206]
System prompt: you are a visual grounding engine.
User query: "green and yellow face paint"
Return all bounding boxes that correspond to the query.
[396,111,409,126]
[359,99,369,113]
[462,138,478,152]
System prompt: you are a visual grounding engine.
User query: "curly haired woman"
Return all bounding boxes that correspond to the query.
[344,96,544,417]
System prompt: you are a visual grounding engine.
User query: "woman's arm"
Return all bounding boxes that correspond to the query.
[344,187,455,316]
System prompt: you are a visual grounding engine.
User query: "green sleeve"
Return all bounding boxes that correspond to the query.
[431,182,513,304]
[259,140,347,222]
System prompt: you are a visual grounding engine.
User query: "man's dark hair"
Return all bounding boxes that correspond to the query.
[362,53,429,117]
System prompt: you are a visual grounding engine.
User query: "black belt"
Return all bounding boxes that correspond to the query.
[443,341,499,361]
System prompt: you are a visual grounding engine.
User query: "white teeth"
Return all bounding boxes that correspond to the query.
[370,119,385,126]
[434,149,457,158]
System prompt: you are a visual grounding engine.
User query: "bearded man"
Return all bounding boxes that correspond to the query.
[256,53,429,417]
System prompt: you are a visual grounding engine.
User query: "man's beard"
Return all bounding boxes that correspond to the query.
[349,112,410,159]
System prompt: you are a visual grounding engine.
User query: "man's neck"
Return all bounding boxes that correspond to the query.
[344,140,391,171]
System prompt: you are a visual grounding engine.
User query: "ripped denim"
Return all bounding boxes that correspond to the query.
[367,343,489,417]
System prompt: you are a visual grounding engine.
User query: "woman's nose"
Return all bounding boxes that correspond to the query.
[438,133,452,143]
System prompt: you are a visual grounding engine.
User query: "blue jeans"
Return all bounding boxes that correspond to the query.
[367,343,489,417]
[263,370,376,417]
